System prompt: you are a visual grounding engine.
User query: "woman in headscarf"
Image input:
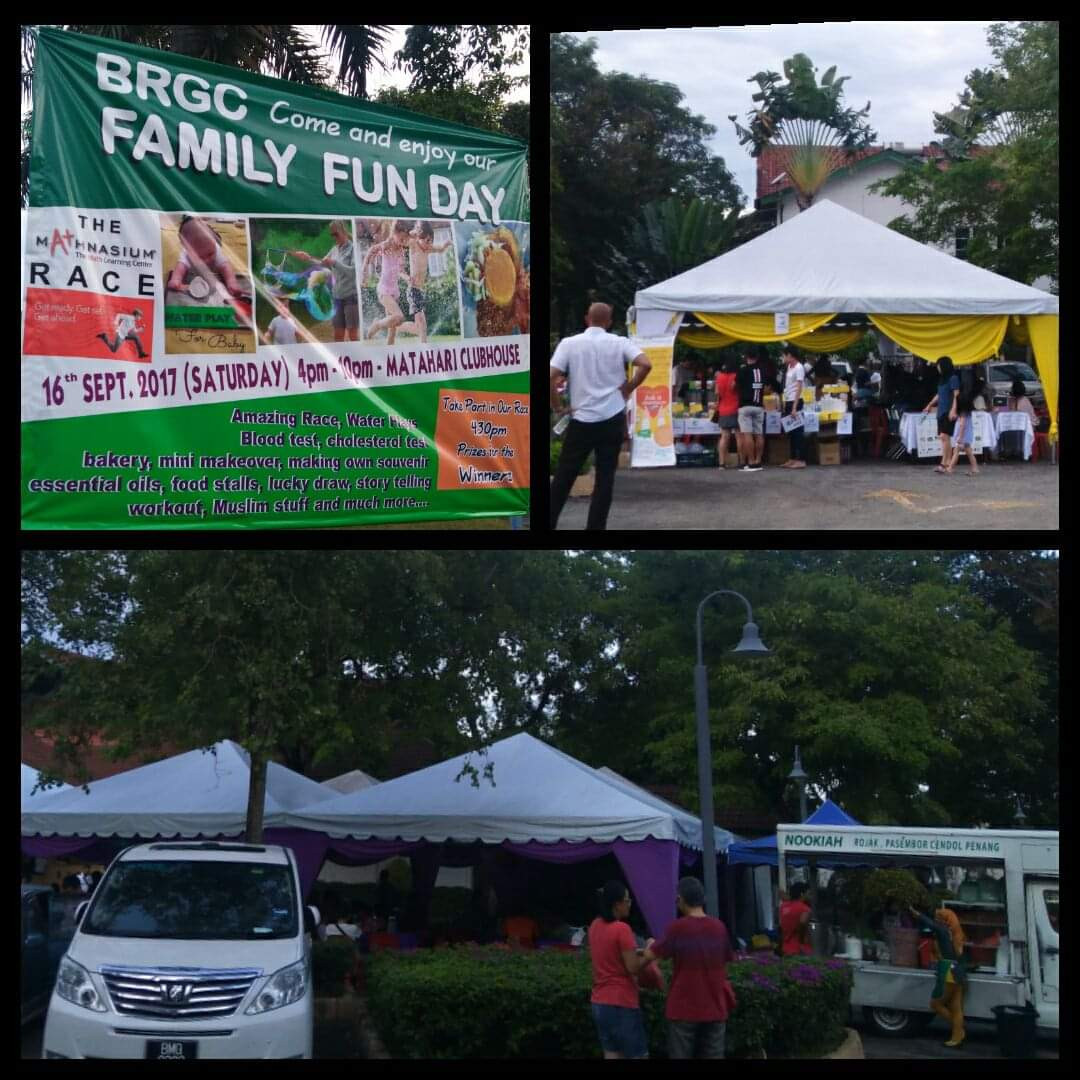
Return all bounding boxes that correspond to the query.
[909,904,967,1047]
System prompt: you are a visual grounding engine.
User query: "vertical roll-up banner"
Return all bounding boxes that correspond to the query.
[629,314,680,467]
[22,28,530,528]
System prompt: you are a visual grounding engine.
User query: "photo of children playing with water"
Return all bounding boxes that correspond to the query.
[249,218,359,347]
[160,213,255,355]
[357,217,461,344]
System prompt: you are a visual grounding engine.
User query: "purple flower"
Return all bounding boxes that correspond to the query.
[826,959,848,970]
[750,974,778,991]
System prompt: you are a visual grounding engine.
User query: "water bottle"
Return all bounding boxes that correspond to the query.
[553,413,570,436]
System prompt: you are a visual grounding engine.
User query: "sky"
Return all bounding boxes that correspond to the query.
[565,22,1000,210]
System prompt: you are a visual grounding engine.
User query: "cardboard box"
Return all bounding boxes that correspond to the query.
[815,438,841,466]
[765,436,790,465]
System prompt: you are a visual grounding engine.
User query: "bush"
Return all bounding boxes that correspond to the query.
[312,939,356,998]
[365,947,852,1058]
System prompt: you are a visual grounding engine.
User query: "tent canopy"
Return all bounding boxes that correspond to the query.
[322,769,381,795]
[635,200,1059,316]
[21,740,338,838]
[290,733,690,846]
[726,798,862,866]
[22,763,71,806]
[594,765,741,853]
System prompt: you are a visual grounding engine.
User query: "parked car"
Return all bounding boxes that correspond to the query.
[42,841,320,1060]
[22,885,76,1025]
[977,359,1047,414]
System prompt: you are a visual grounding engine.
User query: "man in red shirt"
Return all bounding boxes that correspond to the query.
[640,876,735,1059]
[780,881,813,956]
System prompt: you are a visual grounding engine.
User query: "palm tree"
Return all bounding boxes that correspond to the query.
[20,24,393,205]
[729,53,877,211]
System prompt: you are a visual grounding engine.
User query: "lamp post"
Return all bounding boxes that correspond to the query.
[788,746,809,823]
[1014,797,1027,828]
[695,590,771,919]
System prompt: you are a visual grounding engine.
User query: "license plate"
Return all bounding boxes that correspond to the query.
[145,1040,198,1060]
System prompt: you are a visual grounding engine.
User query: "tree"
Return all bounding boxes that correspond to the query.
[395,25,529,97]
[550,35,744,337]
[374,85,527,146]
[729,53,877,211]
[868,22,1058,290]
[599,197,741,323]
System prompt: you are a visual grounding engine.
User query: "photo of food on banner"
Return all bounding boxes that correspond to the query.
[454,221,529,337]
[160,213,255,355]
[249,217,360,347]
[356,217,462,346]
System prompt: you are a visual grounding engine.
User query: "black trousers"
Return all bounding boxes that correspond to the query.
[784,400,805,460]
[550,411,626,530]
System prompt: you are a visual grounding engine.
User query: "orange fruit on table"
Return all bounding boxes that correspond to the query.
[484,247,516,307]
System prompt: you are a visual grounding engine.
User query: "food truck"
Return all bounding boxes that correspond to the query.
[776,824,1059,1037]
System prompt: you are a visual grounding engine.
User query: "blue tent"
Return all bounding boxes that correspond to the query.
[726,799,861,866]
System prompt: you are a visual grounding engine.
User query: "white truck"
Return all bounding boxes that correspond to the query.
[776,824,1058,1038]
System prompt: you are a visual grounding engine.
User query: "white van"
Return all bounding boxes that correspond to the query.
[42,841,319,1059]
[776,825,1058,1039]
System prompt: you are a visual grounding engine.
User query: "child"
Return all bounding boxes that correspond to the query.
[946,388,979,476]
[166,215,243,299]
[96,308,148,359]
[397,221,451,343]
[360,220,412,345]
[262,296,298,346]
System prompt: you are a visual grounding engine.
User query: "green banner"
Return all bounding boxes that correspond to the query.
[22,28,530,529]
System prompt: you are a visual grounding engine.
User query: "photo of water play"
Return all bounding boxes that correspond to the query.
[455,221,529,338]
[356,217,462,346]
[160,214,255,355]
[249,218,360,346]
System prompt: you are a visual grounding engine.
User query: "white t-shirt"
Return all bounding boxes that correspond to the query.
[550,326,643,423]
[323,922,360,940]
[783,362,807,402]
[268,315,298,344]
[114,313,138,338]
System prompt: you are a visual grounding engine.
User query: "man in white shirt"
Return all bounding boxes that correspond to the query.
[781,344,807,468]
[550,303,651,529]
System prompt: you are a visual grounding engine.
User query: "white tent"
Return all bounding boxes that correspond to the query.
[21,763,71,807]
[21,740,338,838]
[290,732,731,846]
[322,768,381,795]
[636,199,1059,318]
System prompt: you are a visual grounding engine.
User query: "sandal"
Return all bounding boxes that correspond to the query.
[934,465,947,474]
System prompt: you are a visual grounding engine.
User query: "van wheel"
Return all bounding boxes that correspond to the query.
[863,1007,932,1037]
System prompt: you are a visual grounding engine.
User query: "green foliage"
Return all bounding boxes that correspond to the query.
[365,947,852,1058]
[312,939,355,998]
[860,869,931,916]
[869,21,1057,289]
[550,34,744,336]
[374,85,527,146]
[395,26,529,96]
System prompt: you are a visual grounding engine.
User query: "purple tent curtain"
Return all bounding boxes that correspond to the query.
[261,828,331,899]
[22,836,112,859]
[502,838,680,937]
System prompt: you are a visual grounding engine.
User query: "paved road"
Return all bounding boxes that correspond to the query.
[553,458,1059,530]
[22,1016,43,1059]
[855,1017,1059,1059]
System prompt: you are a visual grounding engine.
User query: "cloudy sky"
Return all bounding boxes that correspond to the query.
[565,22,1000,208]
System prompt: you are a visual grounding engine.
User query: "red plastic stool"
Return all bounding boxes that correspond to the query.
[1033,432,1052,462]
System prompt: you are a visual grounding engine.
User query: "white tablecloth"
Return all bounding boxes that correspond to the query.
[899,412,1000,457]
[992,411,1035,460]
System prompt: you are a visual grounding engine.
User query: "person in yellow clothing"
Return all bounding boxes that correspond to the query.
[909,904,968,1047]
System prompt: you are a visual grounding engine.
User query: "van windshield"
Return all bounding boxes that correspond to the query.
[991,362,1038,382]
[81,860,298,939]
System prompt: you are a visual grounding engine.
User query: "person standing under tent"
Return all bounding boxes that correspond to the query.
[588,881,653,1059]
[779,881,813,956]
[713,357,740,468]
[549,303,651,530]
[735,346,766,472]
[639,876,736,1059]
[780,344,807,468]
[923,356,960,474]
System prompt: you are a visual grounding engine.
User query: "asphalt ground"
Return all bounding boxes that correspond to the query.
[855,1016,1059,1059]
[553,457,1058,531]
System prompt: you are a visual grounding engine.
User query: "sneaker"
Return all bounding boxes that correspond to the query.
[739,464,753,472]
[744,464,763,472]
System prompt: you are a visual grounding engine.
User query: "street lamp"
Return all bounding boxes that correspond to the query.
[1014,797,1027,828]
[788,746,809,823]
[695,590,771,919]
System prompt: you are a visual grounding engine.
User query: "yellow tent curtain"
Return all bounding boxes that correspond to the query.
[1026,314,1059,442]
[695,312,835,341]
[1006,314,1030,347]
[867,314,1008,366]
[678,328,736,349]
[790,327,867,353]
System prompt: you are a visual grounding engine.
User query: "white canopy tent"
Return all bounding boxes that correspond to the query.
[22,762,71,808]
[634,200,1059,440]
[21,739,338,838]
[322,769,381,795]
[289,733,740,935]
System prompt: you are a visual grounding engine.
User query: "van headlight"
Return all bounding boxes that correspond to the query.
[244,958,309,1014]
[55,956,108,1012]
